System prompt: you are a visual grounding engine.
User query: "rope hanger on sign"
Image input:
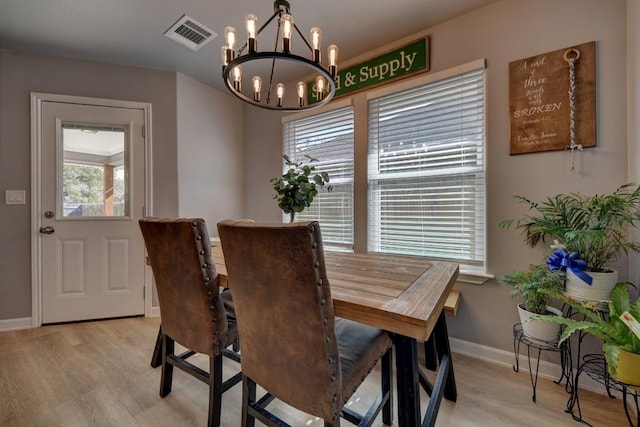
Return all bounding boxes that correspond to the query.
[564,48,582,172]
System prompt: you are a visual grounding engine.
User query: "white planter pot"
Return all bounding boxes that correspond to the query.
[565,269,618,302]
[517,304,562,342]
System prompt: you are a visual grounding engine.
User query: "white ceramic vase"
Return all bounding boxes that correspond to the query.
[517,304,562,342]
[565,269,618,302]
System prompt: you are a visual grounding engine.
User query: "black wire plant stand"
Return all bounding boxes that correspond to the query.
[513,323,573,402]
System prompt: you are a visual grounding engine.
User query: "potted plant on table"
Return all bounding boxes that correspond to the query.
[500,264,564,341]
[271,154,332,222]
[534,282,640,387]
[498,183,640,301]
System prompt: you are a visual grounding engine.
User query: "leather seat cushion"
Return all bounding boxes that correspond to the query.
[335,318,392,403]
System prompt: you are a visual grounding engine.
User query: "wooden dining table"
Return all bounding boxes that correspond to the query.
[153,245,459,427]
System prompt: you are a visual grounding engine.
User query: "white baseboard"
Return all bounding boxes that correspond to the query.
[0,309,161,331]
[0,317,33,332]
[449,337,623,397]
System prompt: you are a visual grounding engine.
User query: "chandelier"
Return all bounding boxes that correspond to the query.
[221,0,338,111]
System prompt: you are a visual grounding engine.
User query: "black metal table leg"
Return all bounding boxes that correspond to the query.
[392,333,420,427]
[434,311,457,402]
[424,335,438,371]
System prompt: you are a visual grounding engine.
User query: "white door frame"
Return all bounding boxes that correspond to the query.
[30,93,154,327]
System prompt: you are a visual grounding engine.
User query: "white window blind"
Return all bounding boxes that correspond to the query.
[283,106,354,250]
[367,65,486,267]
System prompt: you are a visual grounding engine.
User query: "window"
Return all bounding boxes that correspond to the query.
[282,105,354,250]
[61,125,127,217]
[367,62,486,270]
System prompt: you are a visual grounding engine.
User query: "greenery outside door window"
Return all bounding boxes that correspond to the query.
[61,124,127,217]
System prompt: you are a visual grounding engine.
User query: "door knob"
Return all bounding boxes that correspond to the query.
[39,226,55,234]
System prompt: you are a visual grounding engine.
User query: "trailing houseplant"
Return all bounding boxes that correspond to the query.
[271,154,332,222]
[534,282,640,386]
[500,264,564,341]
[498,183,640,300]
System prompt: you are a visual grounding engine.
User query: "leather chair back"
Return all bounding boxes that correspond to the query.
[140,218,231,356]
[217,219,341,420]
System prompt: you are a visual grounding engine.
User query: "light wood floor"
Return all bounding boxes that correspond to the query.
[0,316,631,426]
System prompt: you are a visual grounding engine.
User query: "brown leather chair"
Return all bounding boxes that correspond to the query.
[217,219,393,427]
[139,218,241,427]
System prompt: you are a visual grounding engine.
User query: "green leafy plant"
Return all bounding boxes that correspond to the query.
[498,183,640,272]
[534,283,640,375]
[271,154,332,222]
[500,264,563,314]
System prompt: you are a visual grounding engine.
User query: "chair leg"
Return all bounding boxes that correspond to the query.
[382,348,393,425]
[242,375,256,427]
[160,334,174,397]
[208,353,223,427]
[151,324,163,368]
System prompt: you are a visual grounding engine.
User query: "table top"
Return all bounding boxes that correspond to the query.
[211,245,459,341]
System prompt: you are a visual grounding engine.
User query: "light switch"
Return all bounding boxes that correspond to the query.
[5,190,26,205]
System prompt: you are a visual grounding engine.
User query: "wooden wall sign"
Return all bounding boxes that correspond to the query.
[508,41,596,155]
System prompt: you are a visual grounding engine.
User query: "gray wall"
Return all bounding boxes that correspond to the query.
[176,73,245,232]
[0,49,179,320]
[243,0,630,352]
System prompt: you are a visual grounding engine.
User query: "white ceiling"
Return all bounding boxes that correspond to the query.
[0,0,497,91]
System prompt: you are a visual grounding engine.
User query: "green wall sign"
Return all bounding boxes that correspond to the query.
[307,37,430,105]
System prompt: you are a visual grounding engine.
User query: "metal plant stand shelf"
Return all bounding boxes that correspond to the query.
[513,323,572,402]
[570,353,640,427]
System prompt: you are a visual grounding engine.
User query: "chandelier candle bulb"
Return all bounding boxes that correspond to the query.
[232,66,242,91]
[328,44,339,77]
[245,14,258,53]
[315,76,325,100]
[297,81,306,107]
[221,46,229,67]
[310,27,322,62]
[281,13,294,53]
[252,76,262,102]
[224,26,236,49]
[223,27,236,64]
[276,83,285,107]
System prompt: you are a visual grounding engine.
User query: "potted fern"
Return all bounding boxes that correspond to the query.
[498,183,640,301]
[534,282,640,387]
[500,264,564,341]
[271,154,332,222]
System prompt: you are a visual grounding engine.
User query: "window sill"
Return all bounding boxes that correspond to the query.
[457,270,494,285]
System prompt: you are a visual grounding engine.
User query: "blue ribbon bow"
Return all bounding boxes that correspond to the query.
[546,249,593,285]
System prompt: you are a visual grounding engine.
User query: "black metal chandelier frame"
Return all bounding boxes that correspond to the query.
[221,0,337,112]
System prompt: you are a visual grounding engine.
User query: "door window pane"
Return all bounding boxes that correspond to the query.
[61,125,128,217]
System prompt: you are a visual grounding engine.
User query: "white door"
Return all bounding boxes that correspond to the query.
[39,101,146,323]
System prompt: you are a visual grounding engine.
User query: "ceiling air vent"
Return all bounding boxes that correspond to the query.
[164,14,217,51]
